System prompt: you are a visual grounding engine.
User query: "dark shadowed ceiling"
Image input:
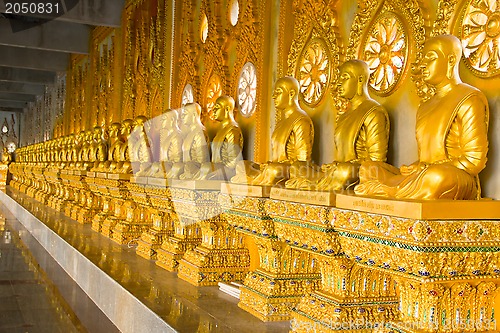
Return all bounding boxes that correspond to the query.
[0,0,125,113]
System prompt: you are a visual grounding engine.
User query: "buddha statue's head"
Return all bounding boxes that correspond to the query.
[180,103,203,129]
[420,34,462,86]
[213,95,235,122]
[133,115,148,131]
[162,109,179,130]
[85,130,93,144]
[120,119,134,138]
[108,122,121,139]
[338,59,370,100]
[272,76,300,111]
[92,126,103,141]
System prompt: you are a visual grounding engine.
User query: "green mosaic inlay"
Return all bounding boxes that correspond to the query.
[338,231,500,253]
[272,217,334,232]
[224,209,271,220]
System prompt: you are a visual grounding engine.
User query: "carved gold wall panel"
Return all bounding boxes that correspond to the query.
[459,0,500,77]
[287,0,342,108]
[348,0,426,97]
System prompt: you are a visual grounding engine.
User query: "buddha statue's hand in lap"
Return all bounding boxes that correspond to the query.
[285,59,389,191]
[354,35,489,200]
[230,76,314,186]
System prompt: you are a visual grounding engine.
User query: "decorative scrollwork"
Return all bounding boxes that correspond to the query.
[362,12,408,95]
[237,62,257,117]
[205,74,223,119]
[460,0,500,77]
[297,39,330,106]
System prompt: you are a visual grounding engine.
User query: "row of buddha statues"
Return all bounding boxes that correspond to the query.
[15,35,490,201]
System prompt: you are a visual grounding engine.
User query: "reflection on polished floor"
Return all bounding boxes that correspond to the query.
[0,219,85,333]
[3,187,289,333]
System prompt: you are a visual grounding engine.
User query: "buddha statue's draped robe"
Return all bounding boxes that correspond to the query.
[355,83,488,200]
[286,99,389,191]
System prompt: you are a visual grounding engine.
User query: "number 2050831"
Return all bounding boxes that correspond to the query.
[5,2,60,15]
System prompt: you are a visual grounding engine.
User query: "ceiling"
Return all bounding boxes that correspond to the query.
[0,0,125,113]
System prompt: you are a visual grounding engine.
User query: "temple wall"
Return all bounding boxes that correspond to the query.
[22,0,500,199]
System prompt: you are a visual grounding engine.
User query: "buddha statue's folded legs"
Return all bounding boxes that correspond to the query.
[355,161,478,200]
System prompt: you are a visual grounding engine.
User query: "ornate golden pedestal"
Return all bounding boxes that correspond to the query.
[157,184,216,273]
[89,173,111,233]
[136,182,175,260]
[99,173,131,239]
[110,181,152,245]
[155,181,250,286]
[335,196,500,333]
[177,214,250,286]
[221,192,321,321]
[43,166,60,207]
[61,170,90,222]
[0,164,9,190]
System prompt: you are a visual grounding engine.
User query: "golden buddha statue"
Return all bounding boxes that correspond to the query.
[145,110,183,178]
[129,115,153,176]
[231,76,314,186]
[77,131,93,170]
[1,147,12,165]
[193,95,243,180]
[354,35,489,200]
[177,103,210,180]
[285,60,389,191]
[72,132,85,169]
[105,122,124,172]
[117,119,134,174]
[89,126,108,171]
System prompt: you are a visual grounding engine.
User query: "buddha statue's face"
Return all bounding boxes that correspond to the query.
[337,66,358,100]
[109,123,120,138]
[272,77,298,111]
[272,82,290,110]
[93,127,102,140]
[421,39,449,86]
[121,120,134,137]
[213,96,233,122]
[180,105,196,126]
[162,112,177,130]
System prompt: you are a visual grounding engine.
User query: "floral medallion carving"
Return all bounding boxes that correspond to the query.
[297,39,330,106]
[460,0,500,77]
[237,62,257,117]
[362,12,408,95]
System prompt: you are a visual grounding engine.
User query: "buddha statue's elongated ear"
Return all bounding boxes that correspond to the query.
[446,54,456,80]
[288,88,296,104]
[357,75,364,96]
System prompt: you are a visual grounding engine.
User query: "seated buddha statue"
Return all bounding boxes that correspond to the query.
[117,119,135,174]
[89,126,108,171]
[177,103,210,180]
[231,76,314,186]
[285,59,389,191]
[105,122,124,172]
[354,35,489,200]
[190,95,243,180]
[72,132,85,169]
[77,131,93,170]
[127,116,153,176]
[1,147,12,165]
[145,110,183,178]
